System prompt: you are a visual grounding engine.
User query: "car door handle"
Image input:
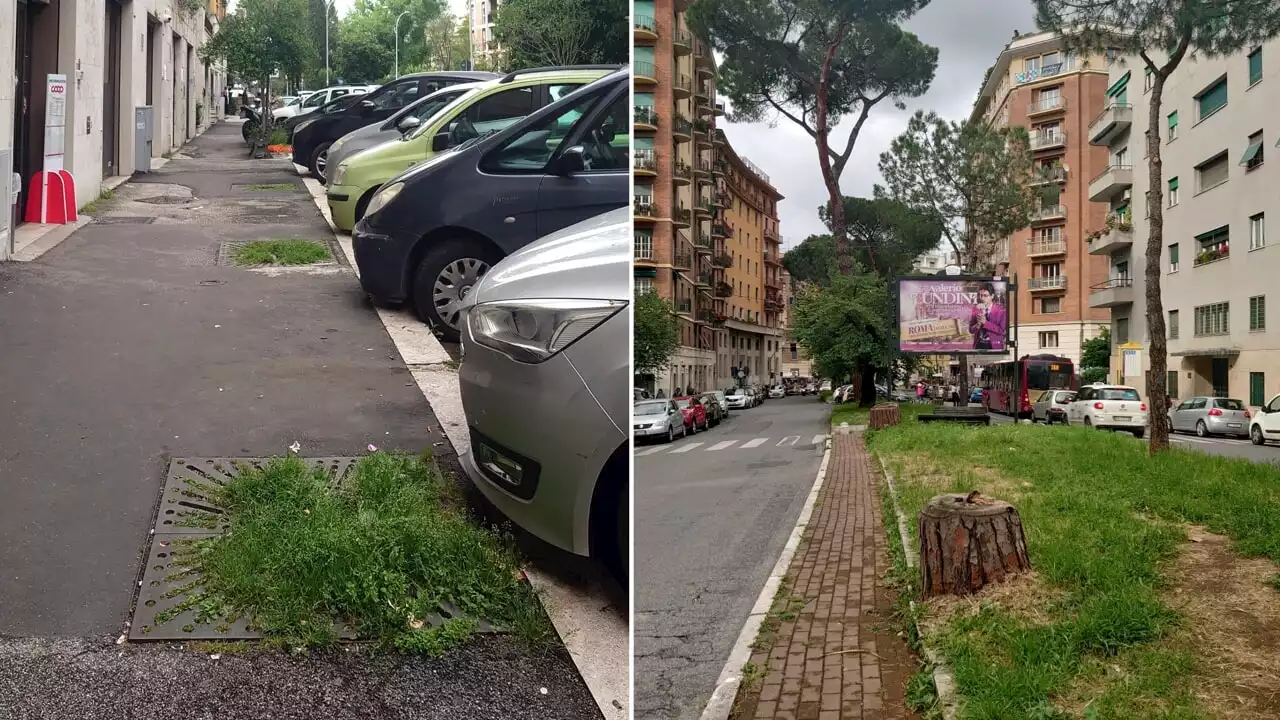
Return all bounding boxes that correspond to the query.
[504,217,515,224]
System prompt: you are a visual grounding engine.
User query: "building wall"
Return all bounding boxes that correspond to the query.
[1106,40,1280,407]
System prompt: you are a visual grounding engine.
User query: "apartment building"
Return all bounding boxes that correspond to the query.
[466,0,502,67]
[972,30,1112,365]
[715,131,785,388]
[912,247,960,275]
[1094,40,1280,407]
[3,0,223,255]
[779,268,815,379]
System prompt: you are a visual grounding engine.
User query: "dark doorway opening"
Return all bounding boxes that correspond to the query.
[1211,357,1229,398]
[103,0,123,177]
[13,0,61,227]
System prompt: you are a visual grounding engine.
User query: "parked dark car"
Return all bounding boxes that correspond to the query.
[350,68,629,341]
[291,71,498,181]
[699,392,725,427]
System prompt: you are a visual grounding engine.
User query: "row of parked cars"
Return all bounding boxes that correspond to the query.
[633,383,787,444]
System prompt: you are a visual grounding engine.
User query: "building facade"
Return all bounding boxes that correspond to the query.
[1095,40,1279,407]
[972,30,1112,365]
[779,268,815,379]
[3,0,223,249]
[465,0,502,68]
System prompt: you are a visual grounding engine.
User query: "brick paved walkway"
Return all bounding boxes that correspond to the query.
[731,431,918,720]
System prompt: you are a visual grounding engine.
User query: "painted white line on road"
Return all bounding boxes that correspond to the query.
[669,441,705,454]
[811,434,827,446]
[706,440,737,452]
[700,443,833,720]
[777,436,799,447]
[634,445,665,456]
[740,438,768,449]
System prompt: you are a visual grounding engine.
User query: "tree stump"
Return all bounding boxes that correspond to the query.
[918,492,1030,598]
[869,403,901,430]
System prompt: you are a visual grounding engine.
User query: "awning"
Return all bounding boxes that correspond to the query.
[634,268,657,278]
[1240,140,1263,165]
[1106,71,1131,98]
[1171,347,1241,357]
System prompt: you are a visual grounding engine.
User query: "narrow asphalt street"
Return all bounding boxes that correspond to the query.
[0,121,599,719]
[633,395,830,720]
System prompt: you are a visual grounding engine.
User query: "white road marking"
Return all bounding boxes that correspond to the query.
[669,441,705,453]
[634,445,665,456]
[706,440,738,452]
[740,438,768,449]
[811,434,827,446]
[777,436,800,447]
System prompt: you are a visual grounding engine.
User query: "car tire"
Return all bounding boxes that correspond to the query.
[1084,417,1093,428]
[665,426,674,444]
[1251,425,1265,445]
[412,238,504,343]
[613,476,629,591]
[309,141,333,182]
[1132,429,1145,439]
[1196,420,1208,438]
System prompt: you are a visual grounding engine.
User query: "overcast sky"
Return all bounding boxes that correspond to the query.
[721,0,1037,248]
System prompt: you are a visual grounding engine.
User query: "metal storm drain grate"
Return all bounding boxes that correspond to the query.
[93,216,156,225]
[137,195,192,205]
[131,457,497,642]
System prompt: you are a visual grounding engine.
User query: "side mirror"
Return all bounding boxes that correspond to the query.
[396,115,422,134]
[360,99,376,113]
[431,131,451,152]
[550,145,587,176]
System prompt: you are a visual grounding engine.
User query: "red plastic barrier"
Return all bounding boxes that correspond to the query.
[23,170,78,224]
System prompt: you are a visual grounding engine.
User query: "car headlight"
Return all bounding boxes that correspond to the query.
[295,118,316,134]
[467,299,626,364]
[331,162,349,186]
[365,181,402,216]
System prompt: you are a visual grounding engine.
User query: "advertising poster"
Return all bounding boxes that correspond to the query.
[898,277,1009,354]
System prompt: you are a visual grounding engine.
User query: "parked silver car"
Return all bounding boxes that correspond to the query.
[1169,396,1251,438]
[458,209,629,584]
[634,399,686,443]
[1032,389,1077,424]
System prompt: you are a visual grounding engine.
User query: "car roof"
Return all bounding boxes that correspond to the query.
[399,70,501,81]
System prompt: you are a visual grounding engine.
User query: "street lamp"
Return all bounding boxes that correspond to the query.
[324,0,334,85]
[394,11,410,78]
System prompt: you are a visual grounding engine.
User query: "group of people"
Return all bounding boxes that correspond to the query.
[915,381,967,406]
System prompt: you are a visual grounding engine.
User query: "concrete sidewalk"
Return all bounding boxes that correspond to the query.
[730,432,919,720]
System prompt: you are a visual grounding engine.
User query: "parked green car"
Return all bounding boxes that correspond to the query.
[326,66,616,231]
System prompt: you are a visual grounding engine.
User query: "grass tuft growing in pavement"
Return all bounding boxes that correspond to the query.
[232,238,329,266]
[197,453,552,655]
[246,183,296,191]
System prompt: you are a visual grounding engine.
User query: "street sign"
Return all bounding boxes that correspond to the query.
[44,74,68,172]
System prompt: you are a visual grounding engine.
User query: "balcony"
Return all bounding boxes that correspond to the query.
[1027,236,1066,257]
[673,28,692,55]
[1194,241,1230,267]
[1014,57,1077,85]
[672,161,692,185]
[672,250,693,271]
[694,197,714,216]
[634,232,655,263]
[1030,131,1067,151]
[693,232,713,254]
[694,38,714,67]
[1030,166,1067,186]
[673,73,693,100]
[715,101,726,116]
[1027,275,1067,292]
[673,206,691,228]
[634,14,657,42]
[714,190,731,208]
[1089,277,1134,308]
[693,158,712,178]
[1032,204,1067,222]
[1087,213,1133,255]
[672,114,693,142]
[714,281,733,298]
[697,308,726,327]
[634,197,657,221]
[634,61,656,84]
[1089,103,1133,146]
[634,105,658,132]
[677,298,693,315]
[692,272,712,289]
[1088,164,1133,202]
[764,225,779,241]
[712,159,727,177]
[713,252,733,268]
[711,222,729,238]
[1027,96,1066,117]
[633,149,658,177]
[693,118,711,135]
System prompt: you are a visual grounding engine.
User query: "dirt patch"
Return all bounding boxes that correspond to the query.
[919,571,1063,636]
[1171,525,1280,719]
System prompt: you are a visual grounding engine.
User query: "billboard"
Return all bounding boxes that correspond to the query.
[898,277,1009,354]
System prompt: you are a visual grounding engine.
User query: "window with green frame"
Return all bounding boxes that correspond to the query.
[1105,71,1130,106]
[1168,110,1178,140]
[1251,372,1266,407]
[1196,77,1228,119]
[1249,47,1263,85]
[1250,295,1266,331]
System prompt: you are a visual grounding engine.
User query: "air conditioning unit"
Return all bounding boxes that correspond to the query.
[1122,189,1132,200]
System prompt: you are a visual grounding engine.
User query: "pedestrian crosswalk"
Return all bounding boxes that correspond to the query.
[634,434,828,456]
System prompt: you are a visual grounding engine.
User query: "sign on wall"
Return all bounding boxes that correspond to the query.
[44,74,68,173]
[897,277,1010,354]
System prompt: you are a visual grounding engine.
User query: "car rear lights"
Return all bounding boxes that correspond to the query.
[1093,402,1104,410]
[1208,407,1222,416]
[1245,410,1252,418]
[1140,403,1147,412]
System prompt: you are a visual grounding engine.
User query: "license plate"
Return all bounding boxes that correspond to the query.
[1113,416,1131,422]
[1229,422,1242,428]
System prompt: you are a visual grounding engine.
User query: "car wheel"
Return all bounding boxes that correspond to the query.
[664,426,674,444]
[613,476,629,590]
[411,238,503,343]
[309,141,333,182]
[1084,417,1093,428]
[1251,425,1265,445]
[1132,429,1145,439]
[1196,420,1208,438]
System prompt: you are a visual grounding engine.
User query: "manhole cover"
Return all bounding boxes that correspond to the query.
[137,195,192,205]
[131,457,498,642]
[93,216,155,224]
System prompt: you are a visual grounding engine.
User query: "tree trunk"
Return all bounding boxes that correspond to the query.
[815,26,851,276]
[918,492,1030,598]
[1144,73,1172,454]
[858,368,876,408]
[957,352,970,406]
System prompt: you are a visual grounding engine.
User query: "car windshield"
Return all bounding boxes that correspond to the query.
[635,401,668,416]
[1214,398,1245,411]
[674,399,692,409]
[1099,388,1141,401]
[1056,392,1076,403]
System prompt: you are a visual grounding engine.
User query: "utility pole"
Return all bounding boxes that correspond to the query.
[394,11,410,78]
[324,0,333,85]
[466,0,474,70]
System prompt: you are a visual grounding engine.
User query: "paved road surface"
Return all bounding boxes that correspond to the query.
[633,395,829,720]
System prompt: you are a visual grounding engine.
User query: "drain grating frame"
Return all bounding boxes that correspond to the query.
[136,195,193,205]
[93,216,156,225]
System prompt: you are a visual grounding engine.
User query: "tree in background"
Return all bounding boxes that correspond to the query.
[782,235,837,286]
[634,291,681,387]
[1035,0,1280,455]
[820,196,942,278]
[335,20,396,82]
[1080,327,1111,385]
[333,0,446,82]
[688,0,937,276]
[423,14,469,71]
[791,273,893,407]
[306,0,340,86]
[494,0,626,69]
[876,110,1037,400]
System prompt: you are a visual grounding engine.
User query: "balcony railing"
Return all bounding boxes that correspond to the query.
[672,115,693,138]
[1091,277,1133,291]
[672,252,693,270]
[674,206,691,225]
[1014,57,1077,85]
[1194,242,1230,267]
[764,250,781,265]
[634,105,658,129]
[1027,275,1067,291]
[1027,237,1066,256]
[693,118,712,134]
[1028,97,1066,115]
[713,252,733,268]
[1032,204,1067,221]
[694,158,713,175]
[692,231,713,249]
[674,74,693,96]
[673,161,692,183]
[672,29,692,52]
[1089,164,1133,186]
[695,197,714,214]
[677,299,693,314]
[697,308,726,327]
[633,197,656,218]
[633,149,657,173]
[634,233,654,260]
[714,281,733,297]
[634,15,657,35]
[634,61,656,80]
[1089,103,1133,145]
[1030,166,1067,185]
[1030,131,1067,150]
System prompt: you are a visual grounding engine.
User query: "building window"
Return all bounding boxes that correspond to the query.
[1115,317,1130,344]
[636,277,654,294]
[1250,295,1266,331]
[1248,47,1263,85]
[1196,76,1228,120]
[1144,66,1154,91]
[1168,370,1179,399]
[1241,130,1266,171]
[1115,147,1129,166]
[1168,110,1178,141]
[1251,372,1266,407]
[634,230,653,260]
[1040,296,1061,314]
[790,343,798,360]
[1169,243,1179,272]
[1169,309,1179,339]
[1038,331,1059,348]
[1194,226,1230,266]
[1195,152,1230,192]
[1248,212,1266,250]
[1168,176,1179,206]
[1194,302,1230,336]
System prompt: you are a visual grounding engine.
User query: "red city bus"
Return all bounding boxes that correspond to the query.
[982,354,1077,417]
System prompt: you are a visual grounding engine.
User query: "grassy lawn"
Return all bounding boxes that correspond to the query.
[232,238,329,266]
[194,453,551,655]
[831,401,937,428]
[868,422,1280,719]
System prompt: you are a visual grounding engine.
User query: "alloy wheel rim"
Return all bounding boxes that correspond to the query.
[433,257,491,329]
[316,150,327,178]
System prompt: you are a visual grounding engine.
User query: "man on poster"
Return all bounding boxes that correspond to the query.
[968,282,1007,351]
[898,278,1009,354]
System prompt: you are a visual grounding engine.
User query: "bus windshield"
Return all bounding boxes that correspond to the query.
[1026,362,1073,390]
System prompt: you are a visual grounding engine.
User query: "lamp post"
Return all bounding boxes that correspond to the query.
[394,11,410,78]
[324,0,333,85]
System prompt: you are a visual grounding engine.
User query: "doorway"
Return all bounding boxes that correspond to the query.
[1211,357,1229,398]
[103,0,123,177]
[171,32,180,149]
[13,0,60,227]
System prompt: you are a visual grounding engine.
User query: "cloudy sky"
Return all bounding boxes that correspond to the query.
[720,0,1037,248]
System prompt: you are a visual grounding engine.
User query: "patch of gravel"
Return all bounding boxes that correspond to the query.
[0,636,601,720]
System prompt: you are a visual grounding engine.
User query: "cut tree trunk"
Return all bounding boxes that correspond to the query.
[918,492,1030,598]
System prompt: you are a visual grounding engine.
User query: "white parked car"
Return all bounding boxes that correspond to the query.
[769,385,786,398]
[820,380,833,392]
[725,388,751,409]
[1249,393,1280,445]
[273,85,369,120]
[1066,384,1148,437]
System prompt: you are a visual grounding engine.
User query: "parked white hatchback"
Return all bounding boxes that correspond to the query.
[1248,393,1280,445]
[1066,384,1148,437]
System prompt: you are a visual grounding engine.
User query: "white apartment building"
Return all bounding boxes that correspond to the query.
[3,0,224,254]
[466,0,502,67]
[1091,39,1279,407]
[911,247,960,275]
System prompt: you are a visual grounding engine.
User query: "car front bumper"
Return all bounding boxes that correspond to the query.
[633,423,672,438]
[326,184,363,231]
[351,220,414,304]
